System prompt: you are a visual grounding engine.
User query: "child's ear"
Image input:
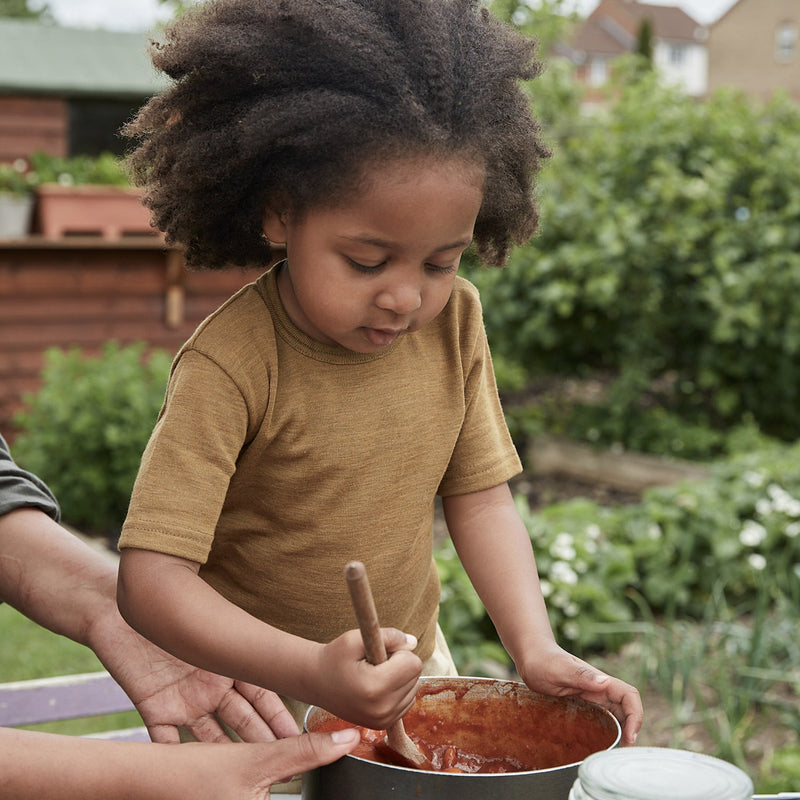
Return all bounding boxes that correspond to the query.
[262,204,287,244]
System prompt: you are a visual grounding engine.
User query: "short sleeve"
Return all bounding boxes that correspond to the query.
[0,434,61,521]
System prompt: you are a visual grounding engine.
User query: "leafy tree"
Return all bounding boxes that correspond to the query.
[465,66,800,440]
[635,18,654,67]
[0,0,50,19]
[488,0,579,56]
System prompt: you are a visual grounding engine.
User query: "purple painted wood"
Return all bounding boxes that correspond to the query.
[0,670,149,740]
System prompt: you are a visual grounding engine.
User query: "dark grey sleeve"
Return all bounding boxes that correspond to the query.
[0,434,60,521]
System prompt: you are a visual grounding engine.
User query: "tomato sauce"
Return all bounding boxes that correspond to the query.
[310,679,620,774]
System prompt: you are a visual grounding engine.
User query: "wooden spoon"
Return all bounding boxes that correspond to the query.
[344,560,431,769]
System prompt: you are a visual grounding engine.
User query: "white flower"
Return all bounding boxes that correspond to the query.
[755,498,772,516]
[743,470,765,488]
[748,553,767,571]
[786,522,800,539]
[57,172,74,187]
[551,531,577,561]
[564,602,580,618]
[563,621,580,640]
[12,158,27,173]
[550,561,579,586]
[648,523,662,540]
[765,484,800,516]
[540,579,552,598]
[555,532,574,548]
[739,520,767,547]
[586,524,602,540]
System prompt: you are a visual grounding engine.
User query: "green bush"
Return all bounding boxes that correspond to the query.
[466,70,800,440]
[12,342,171,536]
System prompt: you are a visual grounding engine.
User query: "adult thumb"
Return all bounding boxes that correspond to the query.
[271,729,360,783]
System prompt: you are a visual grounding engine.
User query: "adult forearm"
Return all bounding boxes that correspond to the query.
[0,728,174,800]
[0,509,117,646]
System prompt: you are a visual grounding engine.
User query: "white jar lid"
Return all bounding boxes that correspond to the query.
[577,747,754,800]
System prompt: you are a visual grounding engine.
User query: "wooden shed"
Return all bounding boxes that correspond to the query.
[0,20,267,441]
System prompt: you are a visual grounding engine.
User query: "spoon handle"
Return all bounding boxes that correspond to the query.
[345,560,388,665]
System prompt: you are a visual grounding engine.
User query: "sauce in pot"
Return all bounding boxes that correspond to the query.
[310,679,620,774]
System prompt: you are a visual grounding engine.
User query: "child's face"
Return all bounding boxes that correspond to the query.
[264,157,484,353]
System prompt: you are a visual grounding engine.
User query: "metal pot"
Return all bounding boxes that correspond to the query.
[302,676,621,800]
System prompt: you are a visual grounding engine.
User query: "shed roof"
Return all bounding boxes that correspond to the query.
[0,20,167,98]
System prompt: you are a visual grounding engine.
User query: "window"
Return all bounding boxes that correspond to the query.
[588,57,608,86]
[669,44,686,65]
[775,22,798,63]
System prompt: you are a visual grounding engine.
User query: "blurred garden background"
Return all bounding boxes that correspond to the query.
[1,0,799,791]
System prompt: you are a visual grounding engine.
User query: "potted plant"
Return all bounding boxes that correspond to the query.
[0,159,37,237]
[30,151,160,239]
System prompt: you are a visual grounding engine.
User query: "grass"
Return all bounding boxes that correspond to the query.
[0,602,143,735]
[589,593,800,794]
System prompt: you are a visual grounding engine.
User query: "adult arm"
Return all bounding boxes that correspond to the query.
[442,481,643,745]
[0,724,360,800]
[117,547,422,730]
[0,507,297,742]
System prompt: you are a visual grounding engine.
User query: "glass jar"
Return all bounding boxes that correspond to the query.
[569,747,754,800]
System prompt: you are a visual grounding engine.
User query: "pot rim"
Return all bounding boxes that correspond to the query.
[303,675,622,776]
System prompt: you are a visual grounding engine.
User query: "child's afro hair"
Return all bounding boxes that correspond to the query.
[124,0,549,268]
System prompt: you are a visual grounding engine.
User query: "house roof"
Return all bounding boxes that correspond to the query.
[619,2,702,41]
[570,0,704,59]
[0,20,168,98]
[573,17,634,56]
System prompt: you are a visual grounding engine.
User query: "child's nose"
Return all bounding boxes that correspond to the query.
[375,278,422,315]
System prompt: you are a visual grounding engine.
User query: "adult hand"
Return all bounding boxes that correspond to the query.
[0,723,360,800]
[89,602,299,743]
[215,728,361,799]
[518,641,643,746]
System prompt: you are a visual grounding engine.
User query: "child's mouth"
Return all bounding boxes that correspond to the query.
[363,327,405,347]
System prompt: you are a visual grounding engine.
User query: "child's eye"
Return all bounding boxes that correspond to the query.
[426,263,456,275]
[346,257,385,273]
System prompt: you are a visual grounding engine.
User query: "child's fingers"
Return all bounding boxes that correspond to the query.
[381,627,418,654]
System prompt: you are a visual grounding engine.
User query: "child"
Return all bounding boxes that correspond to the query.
[117,0,642,768]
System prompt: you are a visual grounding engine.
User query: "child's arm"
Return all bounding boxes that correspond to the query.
[442,482,643,745]
[117,547,422,730]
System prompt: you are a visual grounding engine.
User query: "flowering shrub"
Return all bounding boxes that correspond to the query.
[436,440,800,671]
[624,442,800,614]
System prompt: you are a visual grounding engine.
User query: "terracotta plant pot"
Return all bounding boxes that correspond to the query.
[35,184,160,238]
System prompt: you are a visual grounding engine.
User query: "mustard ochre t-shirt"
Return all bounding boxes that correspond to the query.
[119,265,521,661]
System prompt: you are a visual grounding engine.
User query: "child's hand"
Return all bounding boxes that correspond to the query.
[314,627,422,730]
[517,641,643,746]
